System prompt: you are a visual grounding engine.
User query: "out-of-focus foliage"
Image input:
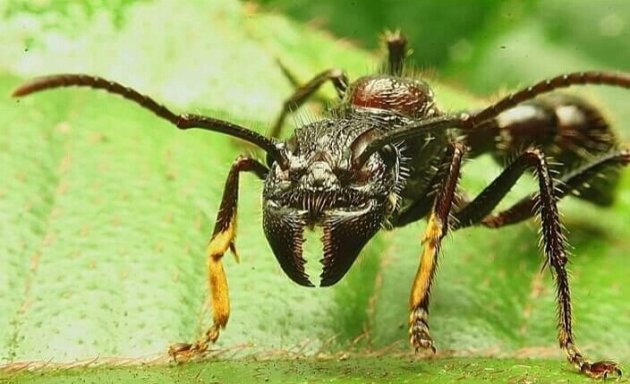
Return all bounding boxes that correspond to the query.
[257,0,514,69]
[258,1,630,91]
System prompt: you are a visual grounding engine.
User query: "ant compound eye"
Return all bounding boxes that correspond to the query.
[379,144,397,166]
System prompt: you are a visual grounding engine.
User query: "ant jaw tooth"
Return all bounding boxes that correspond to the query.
[319,200,384,287]
[263,205,313,287]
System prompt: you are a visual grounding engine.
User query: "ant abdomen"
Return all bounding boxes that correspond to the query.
[467,93,620,206]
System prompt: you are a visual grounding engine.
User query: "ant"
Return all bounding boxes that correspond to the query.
[12,32,629,378]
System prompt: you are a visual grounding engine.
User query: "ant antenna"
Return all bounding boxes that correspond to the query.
[13,74,289,168]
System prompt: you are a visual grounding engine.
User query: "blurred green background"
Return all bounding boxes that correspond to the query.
[257,0,630,92]
[0,1,628,383]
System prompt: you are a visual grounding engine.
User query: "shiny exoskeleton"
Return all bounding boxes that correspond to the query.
[12,32,629,379]
[264,73,446,287]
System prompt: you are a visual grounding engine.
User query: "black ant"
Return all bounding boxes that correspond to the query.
[12,32,628,379]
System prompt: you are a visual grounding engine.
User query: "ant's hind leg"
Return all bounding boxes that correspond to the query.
[453,149,622,379]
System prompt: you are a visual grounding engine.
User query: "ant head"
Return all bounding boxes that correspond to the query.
[261,118,404,287]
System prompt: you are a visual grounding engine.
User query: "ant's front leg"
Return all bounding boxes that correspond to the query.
[453,149,622,379]
[409,143,466,354]
[168,156,268,362]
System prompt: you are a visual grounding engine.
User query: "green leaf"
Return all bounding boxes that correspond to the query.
[1,357,609,384]
[1,1,629,382]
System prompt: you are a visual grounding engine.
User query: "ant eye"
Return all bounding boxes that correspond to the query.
[379,145,397,166]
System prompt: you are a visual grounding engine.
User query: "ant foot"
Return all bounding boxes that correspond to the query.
[581,360,622,380]
[409,307,437,354]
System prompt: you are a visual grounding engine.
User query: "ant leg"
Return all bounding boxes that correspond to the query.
[409,143,466,354]
[475,150,628,228]
[270,68,348,139]
[168,156,268,362]
[460,91,629,228]
[384,30,407,76]
[453,149,621,379]
[395,146,468,227]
